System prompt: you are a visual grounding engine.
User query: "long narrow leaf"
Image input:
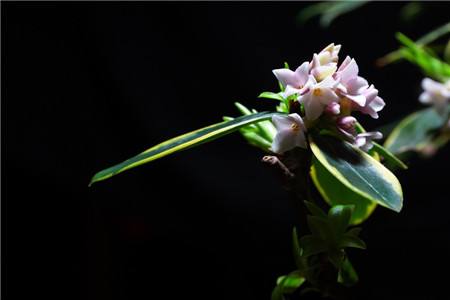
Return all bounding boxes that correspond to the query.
[90,112,282,185]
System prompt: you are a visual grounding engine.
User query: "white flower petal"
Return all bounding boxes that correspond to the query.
[294,61,310,86]
[272,114,293,130]
[294,130,307,149]
[272,69,299,88]
[422,78,444,93]
[304,95,324,121]
[272,129,297,154]
[318,88,339,105]
[346,94,366,107]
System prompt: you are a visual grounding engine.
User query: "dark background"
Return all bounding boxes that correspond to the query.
[3,2,450,299]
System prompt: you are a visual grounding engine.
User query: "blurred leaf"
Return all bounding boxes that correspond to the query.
[297,2,334,25]
[297,1,367,28]
[445,39,450,63]
[378,22,450,67]
[310,156,377,225]
[399,2,422,23]
[384,106,449,154]
[338,258,359,287]
[272,272,305,300]
[90,111,283,185]
[309,133,403,213]
[328,205,354,235]
[396,32,450,81]
[416,22,450,46]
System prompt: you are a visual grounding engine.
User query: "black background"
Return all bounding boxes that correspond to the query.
[3,2,450,300]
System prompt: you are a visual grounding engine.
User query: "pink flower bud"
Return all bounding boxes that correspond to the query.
[325,102,340,115]
[337,116,357,131]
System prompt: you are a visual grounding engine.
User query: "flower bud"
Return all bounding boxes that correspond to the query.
[324,102,340,115]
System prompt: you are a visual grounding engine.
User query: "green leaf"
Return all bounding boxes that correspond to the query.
[292,227,307,271]
[396,32,450,81]
[372,142,408,170]
[345,227,362,237]
[310,156,377,224]
[309,133,403,213]
[304,201,327,219]
[300,234,327,257]
[355,122,407,170]
[445,38,450,63]
[328,205,354,236]
[318,1,367,28]
[338,258,359,287]
[384,106,449,154]
[272,272,305,300]
[234,102,276,142]
[307,216,331,241]
[339,234,366,250]
[258,91,285,102]
[296,1,367,28]
[90,112,283,185]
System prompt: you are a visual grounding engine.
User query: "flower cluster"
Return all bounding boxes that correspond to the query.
[271,43,385,154]
[419,77,450,115]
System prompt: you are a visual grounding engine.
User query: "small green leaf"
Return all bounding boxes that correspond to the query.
[307,216,331,241]
[292,228,307,271]
[345,227,362,237]
[310,156,377,225]
[309,133,403,213]
[339,235,367,250]
[384,106,449,154]
[299,235,327,257]
[234,102,252,115]
[328,249,345,269]
[272,272,305,300]
[234,102,276,143]
[241,130,272,150]
[338,258,359,287]
[304,201,328,219]
[258,92,285,102]
[90,112,284,185]
[328,205,354,235]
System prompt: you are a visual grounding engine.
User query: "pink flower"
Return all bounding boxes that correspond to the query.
[354,85,385,119]
[335,56,368,107]
[298,75,340,121]
[272,62,310,97]
[309,43,341,81]
[355,132,383,152]
[271,113,307,154]
[419,78,450,115]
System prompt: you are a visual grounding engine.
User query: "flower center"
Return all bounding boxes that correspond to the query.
[291,123,300,131]
[313,88,322,96]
